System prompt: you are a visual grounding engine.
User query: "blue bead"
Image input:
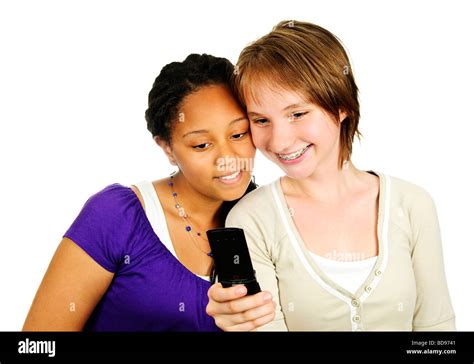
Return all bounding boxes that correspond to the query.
[168,182,173,187]
[185,226,191,232]
[172,192,177,197]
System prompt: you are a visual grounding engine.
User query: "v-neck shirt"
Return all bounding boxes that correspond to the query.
[225,171,455,331]
[133,181,210,281]
[309,252,377,295]
[63,183,219,331]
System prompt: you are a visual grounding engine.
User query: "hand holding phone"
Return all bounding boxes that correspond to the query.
[206,227,261,295]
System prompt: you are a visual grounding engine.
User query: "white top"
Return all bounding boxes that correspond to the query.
[308,252,377,295]
[133,181,211,282]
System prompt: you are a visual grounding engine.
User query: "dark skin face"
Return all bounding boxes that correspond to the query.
[155,84,256,225]
[148,84,256,275]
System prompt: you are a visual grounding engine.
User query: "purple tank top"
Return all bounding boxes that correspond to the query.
[63,183,220,332]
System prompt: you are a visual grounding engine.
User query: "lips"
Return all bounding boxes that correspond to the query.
[214,170,243,186]
[276,144,312,161]
[218,170,240,180]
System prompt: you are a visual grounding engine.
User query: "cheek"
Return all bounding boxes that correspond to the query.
[301,122,319,137]
[321,121,340,144]
[240,137,257,157]
[174,147,214,176]
[249,125,268,150]
[302,117,338,144]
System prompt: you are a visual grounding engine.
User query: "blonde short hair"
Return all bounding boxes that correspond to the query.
[233,20,361,168]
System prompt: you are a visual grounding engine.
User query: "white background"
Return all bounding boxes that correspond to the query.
[1,0,473,330]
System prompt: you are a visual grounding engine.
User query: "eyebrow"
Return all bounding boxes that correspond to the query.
[182,116,248,138]
[247,103,311,118]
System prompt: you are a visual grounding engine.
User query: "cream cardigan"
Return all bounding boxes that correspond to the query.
[225,172,455,331]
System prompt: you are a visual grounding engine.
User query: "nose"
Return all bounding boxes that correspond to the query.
[215,140,238,172]
[268,119,296,153]
[216,138,238,159]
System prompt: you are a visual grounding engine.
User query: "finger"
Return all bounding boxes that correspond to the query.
[208,283,247,303]
[230,300,276,325]
[226,311,276,332]
[224,291,273,314]
[209,290,273,317]
[212,300,275,328]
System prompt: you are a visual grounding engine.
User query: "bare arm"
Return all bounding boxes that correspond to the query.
[23,237,114,331]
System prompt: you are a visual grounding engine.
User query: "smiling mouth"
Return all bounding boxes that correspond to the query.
[216,170,241,180]
[276,144,312,161]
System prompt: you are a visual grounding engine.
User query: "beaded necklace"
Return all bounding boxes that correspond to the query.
[168,173,213,257]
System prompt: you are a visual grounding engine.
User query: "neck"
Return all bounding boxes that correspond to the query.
[284,160,365,203]
[170,171,223,226]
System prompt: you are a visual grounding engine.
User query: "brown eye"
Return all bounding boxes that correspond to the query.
[291,111,308,120]
[231,132,248,140]
[192,143,210,150]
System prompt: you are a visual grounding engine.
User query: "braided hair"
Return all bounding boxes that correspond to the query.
[145,53,257,222]
[146,53,235,142]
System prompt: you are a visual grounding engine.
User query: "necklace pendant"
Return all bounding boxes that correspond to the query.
[178,208,187,218]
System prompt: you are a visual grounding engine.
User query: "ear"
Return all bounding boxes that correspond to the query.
[154,136,177,165]
[339,110,348,123]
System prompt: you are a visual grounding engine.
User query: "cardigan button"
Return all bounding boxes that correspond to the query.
[375,270,382,276]
[352,315,361,323]
[351,299,360,307]
[365,286,372,293]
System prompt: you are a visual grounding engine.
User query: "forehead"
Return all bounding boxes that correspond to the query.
[179,85,242,121]
[171,85,247,138]
[244,82,309,113]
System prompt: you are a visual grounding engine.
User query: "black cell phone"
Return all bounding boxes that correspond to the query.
[206,227,261,295]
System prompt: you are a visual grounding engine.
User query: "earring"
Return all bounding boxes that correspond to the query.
[342,160,349,170]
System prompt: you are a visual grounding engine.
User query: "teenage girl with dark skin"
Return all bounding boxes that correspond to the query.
[23,54,274,331]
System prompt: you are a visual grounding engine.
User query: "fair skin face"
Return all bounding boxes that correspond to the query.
[23,84,259,331]
[206,84,379,330]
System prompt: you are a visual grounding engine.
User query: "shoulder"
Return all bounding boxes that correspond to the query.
[383,173,439,236]
[85,183,137,204]
[130,185,145,209]
[228,181,275,212]
[387,174,436,209]
[64,183,147,271]
[69,183,144,237]
[231,182,275,208]
[82,183,141,215]
[225,180,280,229]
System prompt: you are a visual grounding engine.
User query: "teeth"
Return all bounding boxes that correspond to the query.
[278,145,310,161]
[220,170,240,180]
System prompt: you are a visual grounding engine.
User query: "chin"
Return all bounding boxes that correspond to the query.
[216,173,252,202]
[268,155,316,180]
[282,167,316,180]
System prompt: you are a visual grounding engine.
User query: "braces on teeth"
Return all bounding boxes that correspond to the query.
[278,145,310,160]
